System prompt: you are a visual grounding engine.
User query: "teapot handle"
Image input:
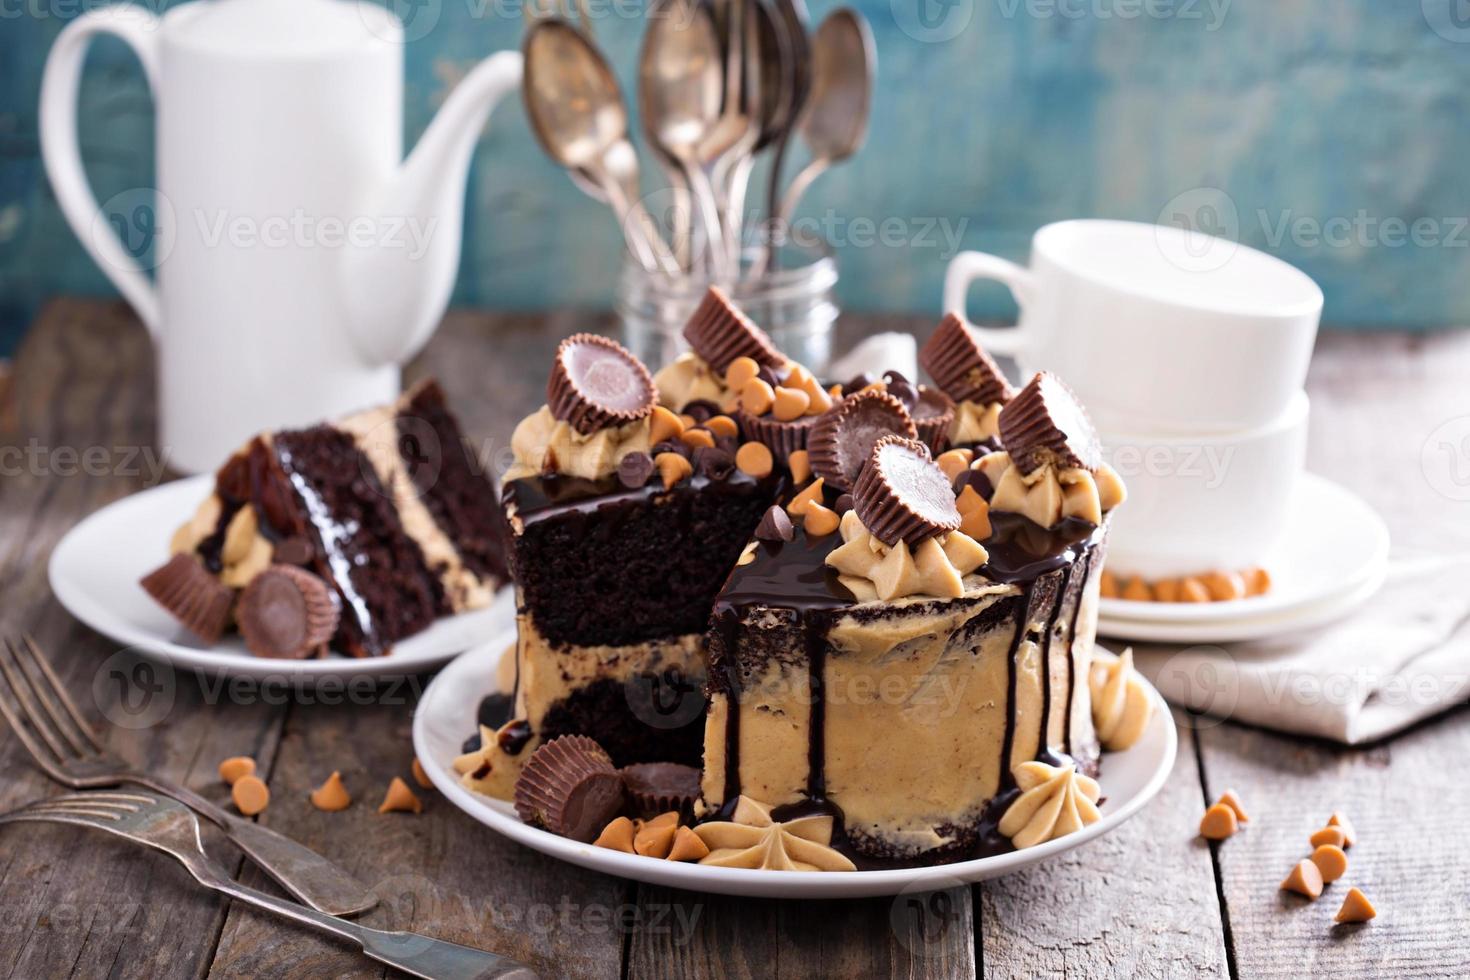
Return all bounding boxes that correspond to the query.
[40,6,163,338]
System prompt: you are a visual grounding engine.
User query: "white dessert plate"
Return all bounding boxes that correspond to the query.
[49,475,517,680]
[413,639,1178,899]
[1099,474,1389,627]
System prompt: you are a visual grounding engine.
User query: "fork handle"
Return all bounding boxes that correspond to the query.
[128,775,377,917]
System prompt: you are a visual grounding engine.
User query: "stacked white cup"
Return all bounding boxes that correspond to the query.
[944,220,1322,582]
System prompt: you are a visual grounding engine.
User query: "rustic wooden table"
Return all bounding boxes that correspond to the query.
[1,298,1466,979]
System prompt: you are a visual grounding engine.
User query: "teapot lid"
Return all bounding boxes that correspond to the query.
[170,0,402,54]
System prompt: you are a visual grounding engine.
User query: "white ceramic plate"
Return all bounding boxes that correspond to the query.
[1099,474,1389,626]
[49,475,516,680]
[413,639,1179,899]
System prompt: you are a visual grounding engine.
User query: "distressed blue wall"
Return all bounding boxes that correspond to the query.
[2,0,1470,354]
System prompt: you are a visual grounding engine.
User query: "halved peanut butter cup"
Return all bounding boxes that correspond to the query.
[682,287,785,373]
[919,313,1015,406]
[807,389,917,492]
[998,372,1100,474]
[852,436,962,546]
[548,334,656,435]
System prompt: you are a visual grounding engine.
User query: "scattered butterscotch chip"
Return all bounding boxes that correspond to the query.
[956,486,991,540]
[218,756,256,786]
[724,356,761,392]
[740,378,775,416]
[772,386,810,422]
[1199,803,1239,840]
[649,405,684,444]
[1244,566,1272,596]
[1310,843,1348,883]
[679,413,698,430]
[411,758,433,790]
[1099,571,1119,599]
[1216,789,1249,823]
[1153,579,1181,603]
[789,449,812,483]
[804,502,840,537]
[705,414,738,439]
[1122,577,1152,602]
[310,771,352,812]
[1281,859,1324,899]
[1179,577,1211,602]
[787,478,826,516]
[1327,810,1357,847]
[594,816,637,853]
[379,776,423,814]
[734,441,773,478]
[937,448,975,483]
[1202,570,1246,601]
[1334,887,1376,923]
[1310,826,1347,849]
[668,825,710,862]
[633,811,680,858]
[232,774,270,816]
[680,427,716,450]
[655,452,693,489]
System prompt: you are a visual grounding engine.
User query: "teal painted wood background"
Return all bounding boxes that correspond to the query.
[2,0,1470,354]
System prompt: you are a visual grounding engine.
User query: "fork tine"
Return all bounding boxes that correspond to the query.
[26,803,126,820]
[0,639,71,762]
[0,680,67,771]
[21,634,105,754]
[48,790,158,807]
[10,635,98,757]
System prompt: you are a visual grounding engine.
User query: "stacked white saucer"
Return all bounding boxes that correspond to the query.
[945,220,1389,642]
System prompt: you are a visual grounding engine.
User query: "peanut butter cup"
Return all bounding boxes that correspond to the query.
[919,313,1015,406]
[735,408,820,462]
[683,287,785,373]
[139,554,234,644]
[620,762,701,819]
[514,735,626,842]
[548,333,657,435]
[807,389,917,492]
[852,436,962,546]
[998,372,1101,474]
[235,564,341,659]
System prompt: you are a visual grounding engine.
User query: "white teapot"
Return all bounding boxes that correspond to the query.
[41,0,522,472]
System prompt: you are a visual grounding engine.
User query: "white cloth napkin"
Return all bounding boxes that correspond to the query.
[1129,555,1470,744]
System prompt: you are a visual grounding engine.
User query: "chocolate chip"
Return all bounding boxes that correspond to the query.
[617,451,655,488]
[757,365,781,387]
[833,493,855,515]
[694,447,736,480]
[652,439,691,460]
[755,504,795,542]
[547,333,656,435]
[683,399,719,423]
[843,372,876,394]
[883,371,919,411]
[715,434,740,455]
[477,692,514,730]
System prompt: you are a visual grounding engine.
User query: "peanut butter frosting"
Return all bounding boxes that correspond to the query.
[1089,647,1153,751]
[978,451,1126,529]
[694,796,856,871]
[453,721,533,800]
[503,405,652,483]
[949,400,1004,445]
[825,509,988,602]
[997,760,1102,849]
[170,495,274,589]
[653,352,732,411]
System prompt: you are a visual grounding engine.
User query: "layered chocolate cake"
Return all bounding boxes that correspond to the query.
[142,379,507,658]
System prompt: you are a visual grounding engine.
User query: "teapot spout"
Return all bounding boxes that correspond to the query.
[342,50,522,367]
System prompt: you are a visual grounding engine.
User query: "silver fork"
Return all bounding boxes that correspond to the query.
[0,792,537,980]
[0,634,376,917]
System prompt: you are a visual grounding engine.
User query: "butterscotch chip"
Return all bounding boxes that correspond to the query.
[310,771,351,812]
[740,378,775,416]
[679,414,698,430]
[1327,810,1357,847]
[1122,577,1152,602]
[1244,566,1272,596]
[378,776,423,814]
[724,356,761,392]
[706,414,738,439]
[956,486,991,540]
[1335,887,1376,923]
[680,427,716,450]
[804,383,833,416]
[218,756,256,786]
[633,811,680,858]
[649,405,684,444]
[594,816,637,853]
[1179,577,1211,602]
[1202,571,1246,601]
[655,452,693,489]
[1216,789,1249,823]
[667,825,710,862]
[787,478,826,516]
[1154,579,1181,603]
[1199,803,1239,840]
[1310,826,1347,849]
[735,441,773,478]
[772,386,811,422]
[788,449,812,483]
[1311,843,1348,883]
[1281,859,1324,899]
[936,448,974,483]
[804,502,840,537]
[828,384,843,399]
[1099,571,1119,599]
[232,775,270,816]
[411,758,433,790]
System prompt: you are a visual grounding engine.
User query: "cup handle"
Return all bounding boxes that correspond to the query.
[40,6,163,338]
[942,250,1037,357]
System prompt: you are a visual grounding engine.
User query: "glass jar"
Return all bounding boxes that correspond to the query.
[615,245,839,374]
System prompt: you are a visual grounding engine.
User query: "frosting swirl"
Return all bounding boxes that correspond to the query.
[653,352,732,412]
[1090,648,1153,751]
[997,760,1102,849]
[826,509,988,602]
[694,796,856,872]
[978,451,1126,529]
[949,400,1004,445]
[503,406,652,483]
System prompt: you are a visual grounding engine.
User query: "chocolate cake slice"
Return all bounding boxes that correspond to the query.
[148,379,507,658]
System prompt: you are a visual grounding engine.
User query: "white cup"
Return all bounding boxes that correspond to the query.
[1098,392,1310,579]
[943,220,1322,434]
